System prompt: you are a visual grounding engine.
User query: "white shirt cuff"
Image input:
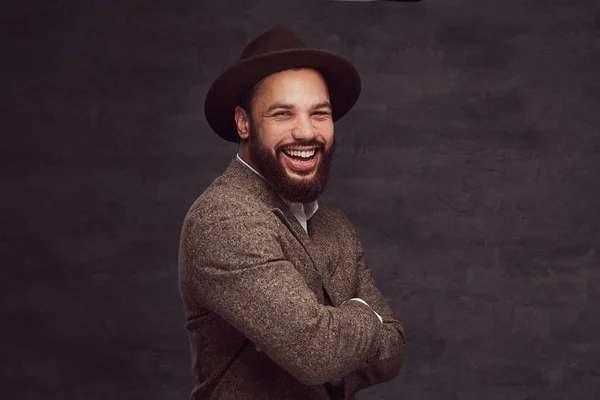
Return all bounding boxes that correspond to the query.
[347,298,383,323]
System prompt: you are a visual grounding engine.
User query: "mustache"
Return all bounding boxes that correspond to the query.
[276,140,326,153]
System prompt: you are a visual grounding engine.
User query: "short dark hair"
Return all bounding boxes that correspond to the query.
[238,80,264,116]
[234,81,259,144]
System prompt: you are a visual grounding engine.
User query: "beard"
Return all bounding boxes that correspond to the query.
[247,121,336,203]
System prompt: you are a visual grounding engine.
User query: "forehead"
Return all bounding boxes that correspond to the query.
[254,68,330,103]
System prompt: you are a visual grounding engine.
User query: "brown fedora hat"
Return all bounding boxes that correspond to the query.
[204,27,361,142]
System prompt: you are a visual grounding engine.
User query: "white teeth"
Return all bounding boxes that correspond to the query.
[286,149,315,158]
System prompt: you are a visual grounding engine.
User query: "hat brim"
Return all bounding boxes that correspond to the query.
[204,48,361,142]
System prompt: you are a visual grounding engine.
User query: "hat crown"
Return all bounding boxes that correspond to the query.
[240,27,307,59]
[205,26,361,142]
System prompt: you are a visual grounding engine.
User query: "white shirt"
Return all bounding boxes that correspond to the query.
[235,153,382,386]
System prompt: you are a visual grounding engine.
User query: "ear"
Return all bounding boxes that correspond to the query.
[234,106,250,141]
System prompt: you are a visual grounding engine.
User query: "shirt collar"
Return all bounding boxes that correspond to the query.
[236,152,266,180]
[236,153,319,220]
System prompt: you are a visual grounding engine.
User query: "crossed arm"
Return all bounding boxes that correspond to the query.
[179,206,405,390]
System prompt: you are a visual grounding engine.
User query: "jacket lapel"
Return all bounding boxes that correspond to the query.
[273,207,339,306]
[221,158,332,286]
[272,203,336,295]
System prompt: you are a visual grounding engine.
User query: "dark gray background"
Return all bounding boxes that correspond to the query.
[3,0,600,399]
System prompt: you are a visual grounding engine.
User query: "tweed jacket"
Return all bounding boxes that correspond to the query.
[178,157,406,400]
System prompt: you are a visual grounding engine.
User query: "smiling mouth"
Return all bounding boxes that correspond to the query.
[282,148,318,160]
[280,147,320,173]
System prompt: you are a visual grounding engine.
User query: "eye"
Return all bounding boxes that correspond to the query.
[273,111,291,117]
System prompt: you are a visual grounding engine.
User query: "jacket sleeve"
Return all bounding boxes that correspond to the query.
[178,206,384,386]
[335,211,407,398]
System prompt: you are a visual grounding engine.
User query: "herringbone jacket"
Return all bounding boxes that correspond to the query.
[178,157,406,399]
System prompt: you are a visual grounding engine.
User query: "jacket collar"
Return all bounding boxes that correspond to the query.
[235,153,319,220]
[220,157,334,289]
[221,157,311,237]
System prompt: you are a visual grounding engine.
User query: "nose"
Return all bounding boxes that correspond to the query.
[291,114,317,141]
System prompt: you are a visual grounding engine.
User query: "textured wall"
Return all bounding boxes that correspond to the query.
[3,0,600,399]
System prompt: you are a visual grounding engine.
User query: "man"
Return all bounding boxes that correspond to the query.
[178,27,406,400]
